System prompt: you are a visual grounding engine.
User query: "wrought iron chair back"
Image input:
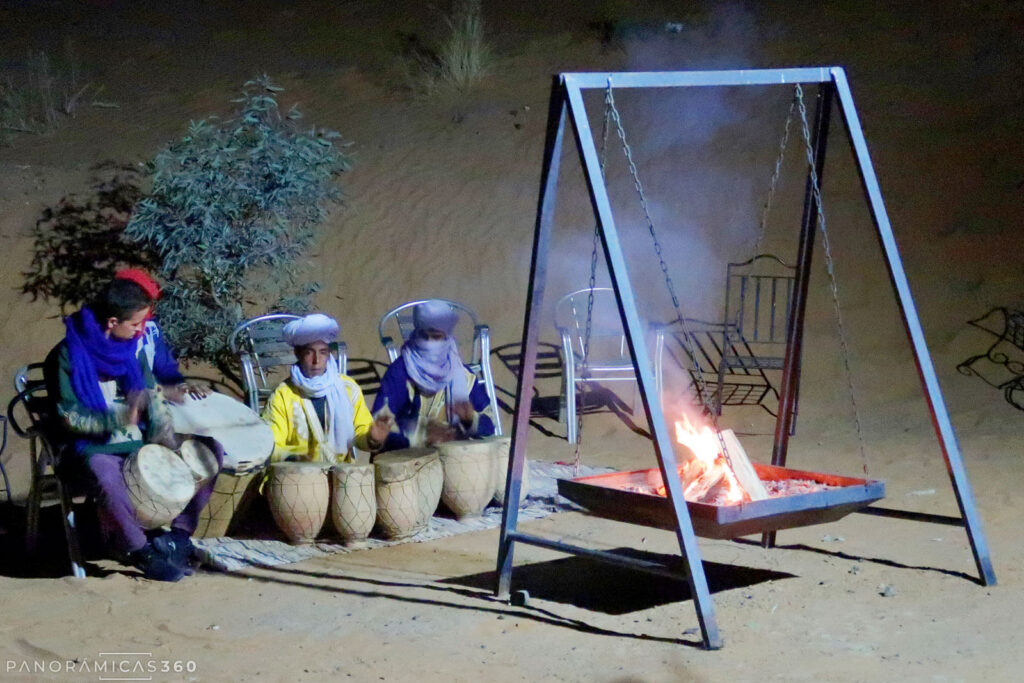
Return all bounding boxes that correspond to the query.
[554,288,639,443]
[8,359,87,577]
[378,299,502,435]
[723,254,796,372]
[957,307,1024,411]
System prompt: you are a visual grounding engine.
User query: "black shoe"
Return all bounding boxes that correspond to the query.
[128,543,185,582]
[152,529,196,573]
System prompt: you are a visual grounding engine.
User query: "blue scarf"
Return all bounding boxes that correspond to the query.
[64,307,146,412]
[401,330,469,424]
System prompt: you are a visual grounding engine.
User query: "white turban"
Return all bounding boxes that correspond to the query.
[412,300,459,336]
[282,313,339,348]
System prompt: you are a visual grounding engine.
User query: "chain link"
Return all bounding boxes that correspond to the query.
[752,90,797,259]
[603,82,731,460]
[794,84,869,473]
[572,81,614,475]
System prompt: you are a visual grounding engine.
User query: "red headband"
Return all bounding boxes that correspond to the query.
[115,268,160,300]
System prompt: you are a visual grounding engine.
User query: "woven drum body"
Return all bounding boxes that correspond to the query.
[123,444,197,529]
[416,456,443,527]
[487,435,530,506]
[194,470,257,539]
[374,448,438,540]
[330,463,377,545]
[266,462,329,544]
[438,440,495,520]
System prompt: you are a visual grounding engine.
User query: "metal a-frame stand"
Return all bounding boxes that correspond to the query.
[496,67,996,651]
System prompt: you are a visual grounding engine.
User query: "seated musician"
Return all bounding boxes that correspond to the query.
[372,300,495,452]
[113,268,208,402]
[263,313,391,463]
[46,278,223,582]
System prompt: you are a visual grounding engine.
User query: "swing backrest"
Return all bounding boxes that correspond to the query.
[724,254,796,359]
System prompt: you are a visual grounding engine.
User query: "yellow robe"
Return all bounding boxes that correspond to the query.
[262,375,373,463]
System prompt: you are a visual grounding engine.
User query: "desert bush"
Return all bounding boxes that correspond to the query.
[1,49,94,143]
[22,162,161,313]
[402,0,490,94]
[124,76,352,381]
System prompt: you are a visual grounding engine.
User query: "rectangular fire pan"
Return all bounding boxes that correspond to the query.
[557,463,885,540]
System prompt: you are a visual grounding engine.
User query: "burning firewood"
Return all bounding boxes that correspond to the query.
[671,416,768,504]
[720,430,769,502]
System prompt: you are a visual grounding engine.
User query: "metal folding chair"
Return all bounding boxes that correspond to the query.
[229,313,357,413]
[378,299,502,435]
[9,361,87,578]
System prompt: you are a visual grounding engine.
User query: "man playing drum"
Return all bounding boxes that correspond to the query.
[263,313,391,463]
[46,278,223,581]
[371,300,495,452]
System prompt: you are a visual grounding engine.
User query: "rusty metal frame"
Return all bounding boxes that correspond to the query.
[496,67,996,651]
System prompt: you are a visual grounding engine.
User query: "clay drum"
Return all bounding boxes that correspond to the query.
[193,470,258,539]
[266,461,330,544]
[417,456,443,527]
[374,448,439,540]
[437,440,495,519]
[330,462,377,545]
[179,395,274,538]
[123,444,197,529]
[487,435,530,507]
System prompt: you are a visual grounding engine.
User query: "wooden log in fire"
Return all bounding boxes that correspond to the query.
[720,429,769,501]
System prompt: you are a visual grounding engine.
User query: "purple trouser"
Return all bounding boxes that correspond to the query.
[85,439,224,555]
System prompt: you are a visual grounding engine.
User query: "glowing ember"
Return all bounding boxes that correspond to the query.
[626,477,839,502]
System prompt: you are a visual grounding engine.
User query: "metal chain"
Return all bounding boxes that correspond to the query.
[572,81,614,475]
[752,89,797,258]
[604,82,731,460]
[794,84,869,474]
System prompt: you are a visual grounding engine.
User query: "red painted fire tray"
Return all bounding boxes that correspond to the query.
[557,463,885,540]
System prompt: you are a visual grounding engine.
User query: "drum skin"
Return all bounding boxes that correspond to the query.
[166,393,273,474]
[179,438,219,487]
[123,444,196,529]
[266,462,329,544]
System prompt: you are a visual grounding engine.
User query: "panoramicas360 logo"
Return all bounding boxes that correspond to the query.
[5,652,197,680]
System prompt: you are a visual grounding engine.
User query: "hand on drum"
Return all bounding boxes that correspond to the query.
[426,419,456,446]
[453,400,475,426]
[162,382,211,404]
[369,412,393,446]
[126,389,150,425]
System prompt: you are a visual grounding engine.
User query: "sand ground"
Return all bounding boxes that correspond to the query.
[0,1,1021,681]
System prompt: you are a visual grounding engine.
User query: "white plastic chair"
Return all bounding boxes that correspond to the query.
[554,288,639,443]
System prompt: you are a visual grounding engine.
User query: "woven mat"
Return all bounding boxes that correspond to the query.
[195,461,612,572]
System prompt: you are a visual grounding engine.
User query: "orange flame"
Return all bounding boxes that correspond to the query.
[667,414,746,504]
